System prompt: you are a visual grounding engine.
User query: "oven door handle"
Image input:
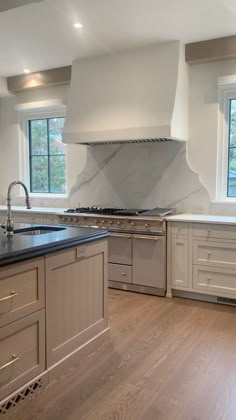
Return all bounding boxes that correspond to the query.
[110,233,131,239]
[133,235,160,241]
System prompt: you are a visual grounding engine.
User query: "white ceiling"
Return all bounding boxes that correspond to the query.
[1,0,236,77]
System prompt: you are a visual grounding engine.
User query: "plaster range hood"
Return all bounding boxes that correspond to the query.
[0,0,43,12]
[63,41,189,145]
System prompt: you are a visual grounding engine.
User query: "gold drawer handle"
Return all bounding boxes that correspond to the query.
[0,354,19,371]
[0,291,17,303]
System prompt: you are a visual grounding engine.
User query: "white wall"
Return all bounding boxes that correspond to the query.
[2,57,236,215]
[0,84,80,207]
[188,59,236,200]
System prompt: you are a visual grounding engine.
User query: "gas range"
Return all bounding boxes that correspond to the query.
[60,207,175,235]
[64,207,174,217]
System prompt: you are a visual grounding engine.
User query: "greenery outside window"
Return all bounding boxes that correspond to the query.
[28,117,66,194]
[217,78,236,201]
[228,99,236,197]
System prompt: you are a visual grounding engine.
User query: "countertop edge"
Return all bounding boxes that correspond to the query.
[0,231,109,267]
[166,214,236,225]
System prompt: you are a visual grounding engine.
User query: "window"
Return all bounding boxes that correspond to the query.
[228,99,236,197]
[28,116,66,194]
[217,77,236,201]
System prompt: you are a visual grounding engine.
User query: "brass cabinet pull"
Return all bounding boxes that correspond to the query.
[0,354,19,371]
[0,291,17,303]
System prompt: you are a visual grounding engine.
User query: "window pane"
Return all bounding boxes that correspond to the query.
[30,120,48,155]
[229,99,236,146]
[49,155,66,193]
[49,117,65,155]
[31,156,49,192]
[228,148,236,197]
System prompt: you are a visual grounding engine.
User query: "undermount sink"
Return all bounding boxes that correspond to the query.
[14,226,66,236]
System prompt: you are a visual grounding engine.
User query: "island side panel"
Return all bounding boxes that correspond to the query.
[45,239,108,368]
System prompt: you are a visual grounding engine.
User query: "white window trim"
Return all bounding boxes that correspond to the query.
[216,80,236,202]
[18,103,68,198]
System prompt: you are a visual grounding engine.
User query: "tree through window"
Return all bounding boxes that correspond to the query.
[228,99,236,197]
[28,117,66,193]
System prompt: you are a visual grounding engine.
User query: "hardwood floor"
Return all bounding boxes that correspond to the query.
[8,290,236,420]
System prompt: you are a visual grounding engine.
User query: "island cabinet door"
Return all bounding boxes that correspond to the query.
[0,310,45,402]
[0,258,45,328]
[45,240,108,368]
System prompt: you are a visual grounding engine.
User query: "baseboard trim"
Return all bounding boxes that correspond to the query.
[108,281,166,297]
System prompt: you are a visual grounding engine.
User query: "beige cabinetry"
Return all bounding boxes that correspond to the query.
[45,240,108,367]
[168,221,236,301]
[0,238,108,411]
[0,310,45,401]
[0,258,45,328]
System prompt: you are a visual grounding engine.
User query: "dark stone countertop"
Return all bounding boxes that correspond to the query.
[0,224,109,267]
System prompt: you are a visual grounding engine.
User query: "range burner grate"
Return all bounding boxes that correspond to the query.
[64,207,124,215]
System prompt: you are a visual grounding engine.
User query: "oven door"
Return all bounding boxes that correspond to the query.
[132,234,166,289]
[108,233,132,266]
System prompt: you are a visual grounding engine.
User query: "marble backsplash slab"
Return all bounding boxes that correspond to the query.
[69,141,211,213]
[9,141,236,215]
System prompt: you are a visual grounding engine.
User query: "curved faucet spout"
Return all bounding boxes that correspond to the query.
[3,181,31,237]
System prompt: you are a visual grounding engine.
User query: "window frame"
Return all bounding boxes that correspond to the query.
[18,105,68,198]
[28,116,66,194]
[216,78,236,202]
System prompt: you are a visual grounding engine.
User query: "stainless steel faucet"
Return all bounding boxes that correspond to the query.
[1,181,31,237]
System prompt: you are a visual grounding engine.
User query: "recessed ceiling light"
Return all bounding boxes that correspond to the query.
[74,22,83,29]
[24,69,30,74]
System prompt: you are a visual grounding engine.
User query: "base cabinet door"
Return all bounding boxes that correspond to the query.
[46,241,108,367]
[132,235,166,289]
[171,237,189,288]
[0,310,45,402]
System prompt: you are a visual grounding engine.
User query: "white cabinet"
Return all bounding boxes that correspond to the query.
[171,237,189,288]
[168,221,236,301]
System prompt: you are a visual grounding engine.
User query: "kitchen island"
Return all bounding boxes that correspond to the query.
[0,224,109,416]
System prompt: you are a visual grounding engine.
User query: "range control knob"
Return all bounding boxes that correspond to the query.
[117,221,121,225]
[109,221,113,225]
[145,223,150,227]
[131,222,135,226]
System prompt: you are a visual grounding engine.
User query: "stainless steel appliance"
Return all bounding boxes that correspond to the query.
[59,207,174,296]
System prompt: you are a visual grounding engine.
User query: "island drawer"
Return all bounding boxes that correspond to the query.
[0,258,45,328]
[193,241,236,270]
[0,309,45,402]
[193,265,236,296]
[193,223,236,241]
[108,263,132,284]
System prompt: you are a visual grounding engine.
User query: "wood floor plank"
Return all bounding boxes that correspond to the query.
[7,290,236,420]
